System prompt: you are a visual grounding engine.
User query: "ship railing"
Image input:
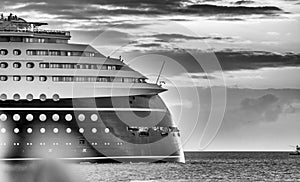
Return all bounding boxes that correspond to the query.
[0,28,70,36]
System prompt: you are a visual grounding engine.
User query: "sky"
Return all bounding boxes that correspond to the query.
[1,0,300,151]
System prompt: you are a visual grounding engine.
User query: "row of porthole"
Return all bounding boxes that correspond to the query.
[0,113,100,122]
[0,62,34,69]
[0,49,21,56]
[0,75,47,82]
[0,127,110,134]
[0,93,59,101]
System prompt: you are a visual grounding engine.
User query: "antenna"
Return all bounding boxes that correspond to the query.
[155,61,165,85]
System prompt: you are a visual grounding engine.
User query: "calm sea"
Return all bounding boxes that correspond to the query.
[0,152,299,182]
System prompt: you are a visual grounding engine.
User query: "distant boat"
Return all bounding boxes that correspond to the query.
[289,145,300,155]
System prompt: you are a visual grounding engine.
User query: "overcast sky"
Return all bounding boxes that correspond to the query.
[2,0,300,151]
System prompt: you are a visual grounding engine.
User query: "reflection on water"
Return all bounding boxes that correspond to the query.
[0,160,83,182]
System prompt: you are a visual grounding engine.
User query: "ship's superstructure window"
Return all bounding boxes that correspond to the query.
[39,62,121,70]
[1,128,6,133]
[40,128,46,134]
[0,76,7,81]
[13,49,21,55]
[53,128,59,133]
[26,62,34,68]
[66,128,72,133]
[39,114,47,121]
[90,114,98,122]
[13,76,21,81]
[39,76,47,82]
[13,114,20,121]
[0,62,8,68]
[52,114,59,121]
[65,114,72,121]
[52,94,59,101]
[27,49,97,57]
[26,114,33,121]
[26,76,34,82]
[105,128,110,133]
[79,128,84,133]
[0,114,7,121]
[26,94,33,101]
[13,94,20,101]
[13,62,21,68]
[91,128,97,133]
[78,114,85,122]
[14,128,19,134]
[27,128,33,134]
[51,76,144,83]
[0,94,7,101]
[40,94,46,101]
[0,49,8,55]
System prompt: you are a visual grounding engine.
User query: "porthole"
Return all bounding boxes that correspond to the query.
[79,128,84,133]
[52,94,59,101]
[0,76,7,81]
[13,49,21,56]
[39,114,47,121]
[0,94,7,101]
[1,128,6,133]
[52,114,59,121]
[0,114,7,121]
[0,62,8,68]
[91,128,97,133]
[26,114,33,121]
[14,128,20,134]
[13,114,20,121]
[13,76,21,81]
[26,94,33,101]
[26,76,34,82]
[66,128,71,133]
[78,114,85,122]
[27,128,33,134]
[39,94,46,101]
[26,62,34,68]
[13,62,21,68]
[65,114,72,121]
[40,128,46,134]
[39,76,47,82]
[105,128,110,133]
[53,128,59,133]
[13,94,20,101]
[0,49,8,55]
[91,114,98,122]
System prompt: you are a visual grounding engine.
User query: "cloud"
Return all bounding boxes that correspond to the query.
[150,33,233,42]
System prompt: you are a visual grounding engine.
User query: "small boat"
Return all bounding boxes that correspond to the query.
[289,145,300,155]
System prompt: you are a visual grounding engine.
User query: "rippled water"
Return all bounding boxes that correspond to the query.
[1,152,299,182]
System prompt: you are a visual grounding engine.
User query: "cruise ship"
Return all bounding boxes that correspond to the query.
[0,13,185,163]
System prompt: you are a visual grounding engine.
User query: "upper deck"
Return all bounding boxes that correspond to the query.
[0,13,70,40]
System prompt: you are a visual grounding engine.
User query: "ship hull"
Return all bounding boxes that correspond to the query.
[0,95,185,163]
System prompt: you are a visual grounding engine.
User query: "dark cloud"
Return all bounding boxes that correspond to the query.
[190,75,216,80]
[234,0,256,5]
[135,43,161,48]
[151,33,233,42]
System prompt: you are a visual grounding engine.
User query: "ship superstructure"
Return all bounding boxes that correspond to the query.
[0,13,185,162]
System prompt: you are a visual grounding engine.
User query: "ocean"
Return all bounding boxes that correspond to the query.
[0,152,299,182]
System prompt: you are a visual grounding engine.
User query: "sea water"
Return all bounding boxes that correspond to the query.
[0,152,299,182]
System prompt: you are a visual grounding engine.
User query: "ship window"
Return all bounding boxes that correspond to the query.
[26,76,34,82]
[26,94,33,101]
[52,94,59,101]
[79,128,84,133]
[66,128,72,133]
[91,128,97,133]
[13,62,21,68]
[14,128,20,134]
[0,114,7,121]
[0,94,7,101]
[39,114,47,121]
[79,139,85,145]
[26,62,35,68]
[105,128,110,133]
[90,114,98,122]
[13,94,20,101]
[1,128,6,133]
[53,128,59,133]
[0,62,8,68]
[65,114,72,121]
[13,49,21,56]
[39,63,49,68]
[26,114,34,121]
[0,76,7,81]
[52,114,60,122]
[0,49,8,55]
[27,128,33,134]
[78,114,85,122]
[40,128,46,134]
[39,76,47,82]
[13,114,21,121]
[39,94,47,101]
[13,76,21,81]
